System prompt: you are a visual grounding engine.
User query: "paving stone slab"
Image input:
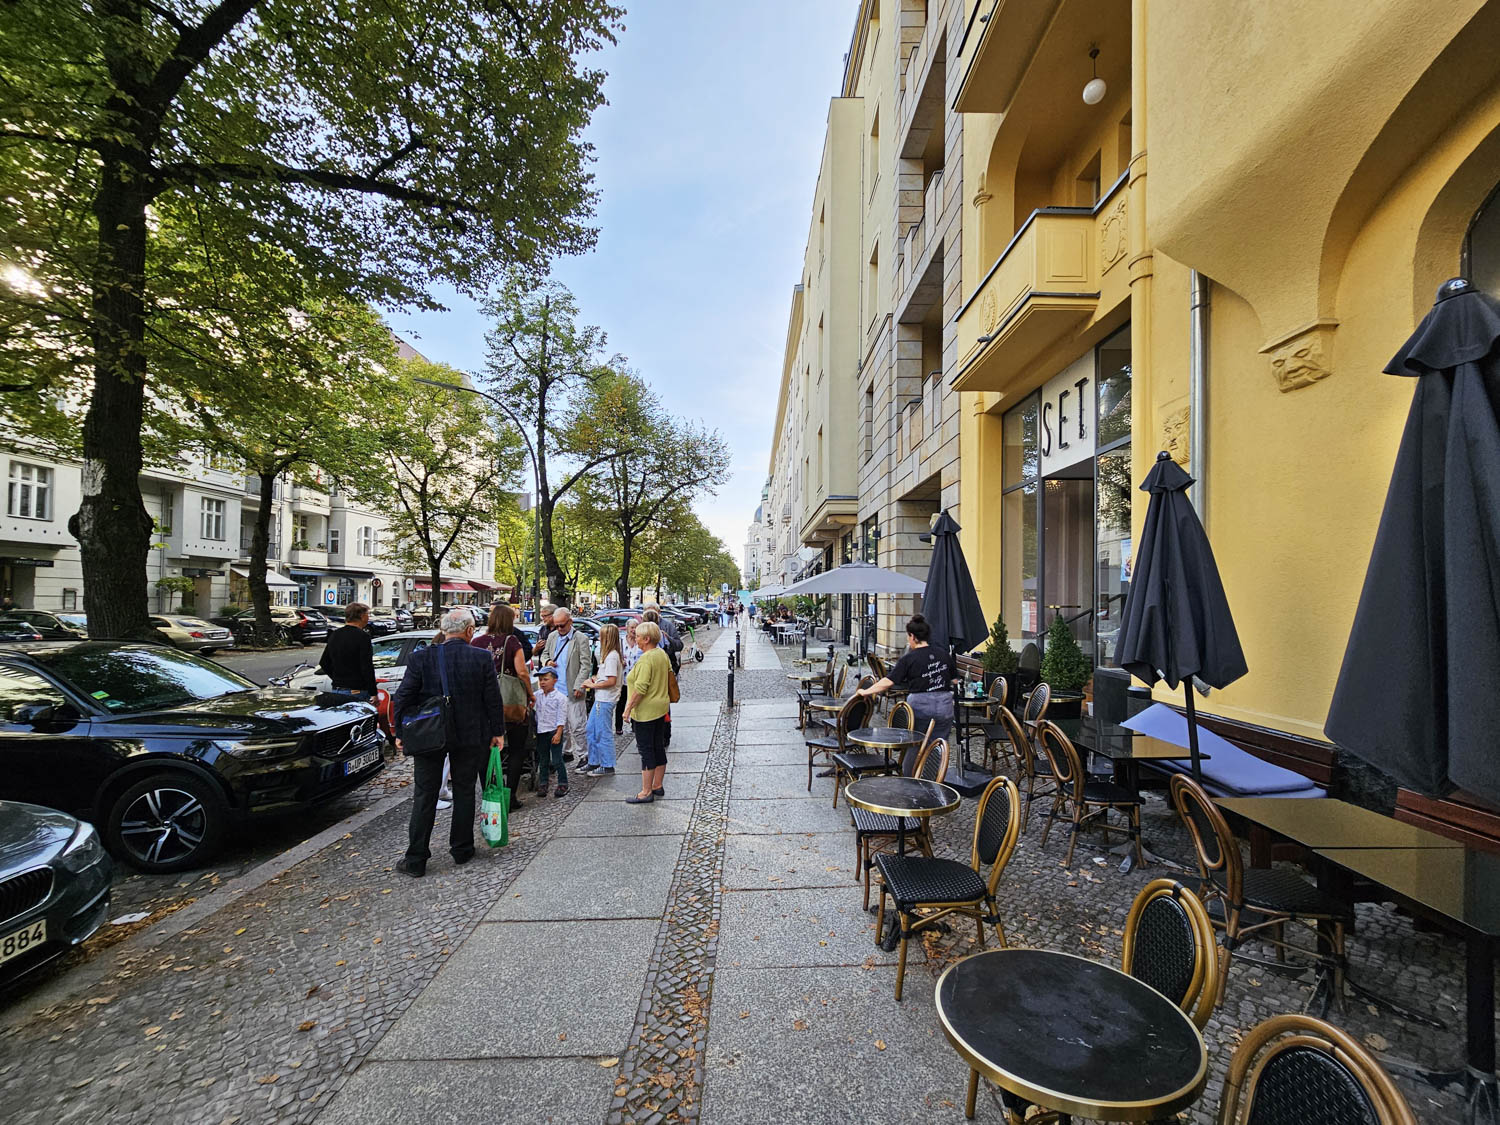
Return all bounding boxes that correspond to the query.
[723,831,858,890]
[731,765,836,802]
[717,887,894,969]
[700,965,965,1124]
[732,727,806,746]
[485,835,681,920]
[556,797,695,838]
[725,797,849,835]
[318,1058,615,1125]
[583,768,705,802]
[370,918,656,1060]
[736,714,805,733]
[732,743,807,767]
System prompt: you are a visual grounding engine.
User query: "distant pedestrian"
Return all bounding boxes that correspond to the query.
[544,607,594,768]
[623,620,672,804]
[392,609,504,877]
[719,601,732,628]
[317,601,376,701]
[536,603,557,653]
[618,619,642,734]
[533,665,569,797]
[472,602,533,811]
[580,623,622,777]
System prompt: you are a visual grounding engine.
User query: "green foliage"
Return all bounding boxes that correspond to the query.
[979,614,1020,675]
[1040,611,1093,693]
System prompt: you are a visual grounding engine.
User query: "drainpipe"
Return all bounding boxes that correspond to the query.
[1189,270,1209,522]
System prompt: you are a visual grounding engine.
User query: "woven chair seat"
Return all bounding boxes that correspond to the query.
[804,737,839,752]
[875,855,986,907]
[1241,867,1353,921]
[851,808,921,836]
[832,750,889,774]
[1081,780,1144,806]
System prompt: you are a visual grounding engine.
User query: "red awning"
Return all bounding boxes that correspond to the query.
[413,580,469,592]
[468,579,502,592]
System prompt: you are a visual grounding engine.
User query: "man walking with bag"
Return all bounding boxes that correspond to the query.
[392,610,504,877]
[543,607,595,773]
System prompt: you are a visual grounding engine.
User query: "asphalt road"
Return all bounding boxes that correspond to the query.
[213,645,322,684]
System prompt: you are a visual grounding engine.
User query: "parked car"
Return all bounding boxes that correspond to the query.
[0,641,384,872]
[0,621,45,643]
[148,615,234,655]
[365,607,403,636]
[211,606,328,646]
[0,801,112,988]
[1,610,88,640]
[591,610,642,629]
[286,630,435,696]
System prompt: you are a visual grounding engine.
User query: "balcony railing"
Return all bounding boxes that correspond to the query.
[239,530,281,555]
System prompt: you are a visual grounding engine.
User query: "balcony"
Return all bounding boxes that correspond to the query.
[241,477,281,502]
[289,486,330,514]
[952,175,1128,394]
[954,0,1064,115]
[238,529,280,557]
[288,546,329,569]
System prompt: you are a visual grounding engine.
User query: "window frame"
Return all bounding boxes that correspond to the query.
[199,497,226,541]
[7,461,53,521]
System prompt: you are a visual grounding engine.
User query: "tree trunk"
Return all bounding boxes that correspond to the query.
[71,156,154,640]
[248,470,277,640]
[539,497,568,606]
[614,533,635,610]
[429,552,443,629]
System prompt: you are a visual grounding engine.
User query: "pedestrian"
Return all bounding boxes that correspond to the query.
[857,614,956,744]
[640,607,678,748]
[533,665,569,797]
[622,619,671,805]
[472,602,534,811]
[391,609,504,877]
[580,623,622,777]
[618,619,642,734]
[317,601,376,701]
[719,601,732,628]
[536,603,557,653]
[543,607,594,769]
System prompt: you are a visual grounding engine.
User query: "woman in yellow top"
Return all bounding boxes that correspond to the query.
[623,620,672,804]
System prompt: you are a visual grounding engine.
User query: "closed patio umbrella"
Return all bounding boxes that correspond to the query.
[922,511,988,655]
[1115,451,1248,778]
[1326,278,1500,802]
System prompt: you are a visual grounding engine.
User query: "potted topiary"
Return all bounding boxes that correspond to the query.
[978,613,1021,705]
[1038,611,1092,719]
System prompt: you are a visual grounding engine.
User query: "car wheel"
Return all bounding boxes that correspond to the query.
[106,772,227,873]
[201,648,217,656]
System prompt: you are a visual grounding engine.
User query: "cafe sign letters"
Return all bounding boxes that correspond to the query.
[1038,352,1095,476]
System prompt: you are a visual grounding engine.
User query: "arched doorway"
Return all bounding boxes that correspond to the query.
[1464,180,1500,296]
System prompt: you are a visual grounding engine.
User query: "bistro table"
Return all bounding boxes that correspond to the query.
[1219,795,1463,864]
[846,776,961,949]
[936,948,1208,1122]
[846,725,924,770]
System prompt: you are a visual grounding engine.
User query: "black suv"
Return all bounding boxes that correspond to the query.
[0,642,383,872]
[211,606,328,646]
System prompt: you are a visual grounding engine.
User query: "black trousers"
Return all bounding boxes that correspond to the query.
[614,693,627,734]
[503,720,529,799]
[406,743,483,863]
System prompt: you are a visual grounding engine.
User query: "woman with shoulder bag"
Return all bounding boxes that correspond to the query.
[473,603,534,811]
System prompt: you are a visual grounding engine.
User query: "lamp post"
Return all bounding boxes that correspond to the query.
[416,377,541,614]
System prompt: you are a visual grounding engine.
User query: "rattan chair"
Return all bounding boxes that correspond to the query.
[796,659,834,729]
[1170,774,1352,1008]
[1022,680,1051,728]
[804,690,870,791]
[1216,1013,1416,1125]
[1035,719,1144,867]
[983,693,1033,779]
[853,726,943,909]
[1007,707,1055,830]
[975,677,1014,772]
[831,689,900,808]
[875,774,1020,1000]
[1123,878,1222,1029]
[888,699,914,732]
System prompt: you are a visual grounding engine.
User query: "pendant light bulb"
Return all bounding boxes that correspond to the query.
[1082,46,1107,105]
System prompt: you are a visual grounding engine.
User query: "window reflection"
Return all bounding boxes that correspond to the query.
[36,646,254,714]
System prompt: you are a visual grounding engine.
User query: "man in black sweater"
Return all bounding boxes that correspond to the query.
[318,601,376,699]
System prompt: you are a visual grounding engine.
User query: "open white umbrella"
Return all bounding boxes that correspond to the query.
[778,561,926,597]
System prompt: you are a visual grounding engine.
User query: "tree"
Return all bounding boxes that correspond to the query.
[551,496,619,602]
[576,372,730,607]
[0,0,619,637]
[372,358,525,610]
[494,497,536,597]
[480,275,625,606]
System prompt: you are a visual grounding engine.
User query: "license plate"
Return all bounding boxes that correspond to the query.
[344,747,380,775]
[0,919,45,966]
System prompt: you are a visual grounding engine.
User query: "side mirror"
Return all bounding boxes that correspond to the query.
[15,703,57,724]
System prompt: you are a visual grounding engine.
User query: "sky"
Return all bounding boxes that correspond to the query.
[386,2,856,570]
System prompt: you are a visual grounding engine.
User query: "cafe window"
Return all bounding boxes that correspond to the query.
[7,461,51,521]
[1465,180,1500,297]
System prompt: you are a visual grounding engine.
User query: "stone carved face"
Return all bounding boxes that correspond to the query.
[1161,408,1189,466]
[1271,341,1330,391]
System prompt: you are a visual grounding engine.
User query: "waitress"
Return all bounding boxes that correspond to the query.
[856,614,956,744]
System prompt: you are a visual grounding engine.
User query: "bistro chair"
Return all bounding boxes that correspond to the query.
[981,684,1028,775]
[1170,774,1352,1007]
[796,659,835,729]
[1022,680,1051,729]
[1006,707,1055,830]
[854,727,944,909]
[1216,1013,1417,1125]
[807,668,860,736]
[888,699,915,732]
[1034,719,1144,868]
[831,692,901,808]
[875,775,1020,1000]
[1123,878,1222,1030]
[805,690,870,791]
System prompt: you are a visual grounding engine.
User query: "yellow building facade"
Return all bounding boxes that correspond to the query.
[953,0,1500,757]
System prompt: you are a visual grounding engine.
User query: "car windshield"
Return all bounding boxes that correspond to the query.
[37,644,257,714]
[57,614,87,628]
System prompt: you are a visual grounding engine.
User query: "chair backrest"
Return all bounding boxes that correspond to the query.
[1033,719,1082,794]
[868,654,886,678]
[1169,773,1241,904]
[833,664,848,696]
[1019,642,1041,672]
[998,705,1042,780]
[902,719,938,776]
[1023,681,1051,724]
[836,691,873,745]
[971,776,1022,893]
[889,700,914,731]
[986,676,1008,712]
[1123,879,1221,1030]
[1217,1014,1417,1125]
[912,734,950,783]
[857,674,875,692]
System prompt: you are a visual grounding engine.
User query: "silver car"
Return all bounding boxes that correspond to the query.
[148,615,235,655]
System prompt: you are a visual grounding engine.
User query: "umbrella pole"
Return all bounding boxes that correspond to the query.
[1183,682,1203,781]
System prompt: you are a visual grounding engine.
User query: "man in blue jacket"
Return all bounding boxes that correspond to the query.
[392,609,505,876]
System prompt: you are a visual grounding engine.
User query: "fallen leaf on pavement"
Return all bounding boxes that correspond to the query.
[598,1057,619,1067]
[335,960,346,966]
[298,1020,317,1032]
[558,1033,567,1042]
[234,928,246,935]
[168,1011,183,1021]
[86,996,114,1006]
[306,985,320,998]
[738,1011,749,1019]
[875,1040,886,1050]
[792,1019,808,1031]
[1365,1033,1390,1051]
[144,1026,161,1037]
[256,1074,279,1085]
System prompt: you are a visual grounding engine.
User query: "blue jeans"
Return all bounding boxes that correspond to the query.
[586,700,616,768]
[537,728,567,787]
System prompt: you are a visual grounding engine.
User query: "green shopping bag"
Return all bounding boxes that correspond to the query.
[480,744,510,848]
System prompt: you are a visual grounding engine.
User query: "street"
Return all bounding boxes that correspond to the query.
[215,647,324,686]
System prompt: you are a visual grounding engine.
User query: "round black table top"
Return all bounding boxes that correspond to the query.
[847,726,924,749]
[844,776,960,819]
[936,949,1208,1121]
[805,698,844,712]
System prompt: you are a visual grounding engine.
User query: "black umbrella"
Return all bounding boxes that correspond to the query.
[1326,278,1500,801]
[922,511,989,654]
[1115,451,1248,778]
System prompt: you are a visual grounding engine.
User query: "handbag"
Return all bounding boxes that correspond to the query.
[667,665,681,704]
[497,635,529,724]
[399,643,455,757]
[480,744,510,848]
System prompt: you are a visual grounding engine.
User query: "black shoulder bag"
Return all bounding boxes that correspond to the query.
[399,643,455,757]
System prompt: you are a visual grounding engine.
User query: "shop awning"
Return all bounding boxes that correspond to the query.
[468,579,505,592]
[231,565,298,591]
[414,580,470,592]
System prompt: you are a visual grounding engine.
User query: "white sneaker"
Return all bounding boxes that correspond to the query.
[438,784,453,801]
[436,798,454,810]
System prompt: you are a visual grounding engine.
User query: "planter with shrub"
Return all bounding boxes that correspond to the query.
[978,613,1021,708]
[1039,611,1092,719]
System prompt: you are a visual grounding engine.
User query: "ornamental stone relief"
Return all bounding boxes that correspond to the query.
[980,289,1000,334]
[1263,323,1336,392]
[1099,196,1128,272]
[1159,400,1190,467]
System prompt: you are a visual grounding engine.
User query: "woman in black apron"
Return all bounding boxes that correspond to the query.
[856,614,956,745]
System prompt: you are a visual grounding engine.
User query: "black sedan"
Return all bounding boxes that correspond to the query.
[0,801,112,988]
[0,642,384,873]
[1,610,86,640]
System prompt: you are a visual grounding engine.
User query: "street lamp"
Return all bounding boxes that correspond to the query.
[415,377,541,614]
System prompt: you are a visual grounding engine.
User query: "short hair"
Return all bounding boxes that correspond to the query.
[345,601,369,621]
[637,620,662,646]
[540,603,556,617]
[554,607,572,623]
[644,602,660,612]
[440,608,474,636]
[489,602,514,634]
[905,615,931,643]
[642,608,660,624]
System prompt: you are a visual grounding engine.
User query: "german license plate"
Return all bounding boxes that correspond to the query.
[344,747,380,775]
[0,919,45,966]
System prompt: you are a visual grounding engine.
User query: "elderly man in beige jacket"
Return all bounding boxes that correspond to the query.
[543,607,596,769]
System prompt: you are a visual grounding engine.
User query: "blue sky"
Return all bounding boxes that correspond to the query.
[387,2,855,563]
